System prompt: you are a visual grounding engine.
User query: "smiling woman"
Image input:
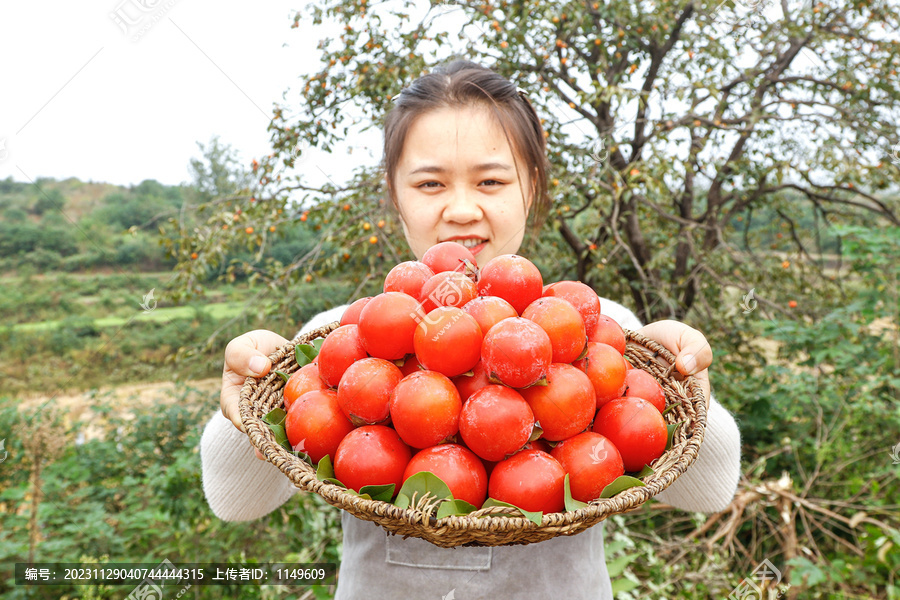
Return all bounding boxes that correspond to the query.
[382,62,551,267]
[204,59,742,600]
[390,106,532,265]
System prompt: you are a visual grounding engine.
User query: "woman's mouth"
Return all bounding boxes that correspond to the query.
[446,238,488,255]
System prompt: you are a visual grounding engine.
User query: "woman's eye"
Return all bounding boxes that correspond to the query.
[480,180,502,186]
[418,181,441,188]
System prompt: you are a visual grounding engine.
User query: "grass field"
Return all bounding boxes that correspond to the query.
[7,301,245,332]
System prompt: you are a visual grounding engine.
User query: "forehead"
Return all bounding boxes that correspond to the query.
[399,105,522,173]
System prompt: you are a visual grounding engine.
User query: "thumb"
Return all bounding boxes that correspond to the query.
[221,330,290,433]
[224,330,290,378]
[638,320,713,376]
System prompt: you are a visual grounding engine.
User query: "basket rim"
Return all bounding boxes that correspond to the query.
[239,320,707,544]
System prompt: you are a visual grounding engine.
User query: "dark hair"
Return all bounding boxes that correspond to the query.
[381,59,550,234]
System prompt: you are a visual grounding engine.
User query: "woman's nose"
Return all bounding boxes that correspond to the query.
[442,187,483,224]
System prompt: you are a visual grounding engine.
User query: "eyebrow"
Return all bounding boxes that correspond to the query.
[408,162,513,176]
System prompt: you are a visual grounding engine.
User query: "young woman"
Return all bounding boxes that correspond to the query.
[202,59,742,600]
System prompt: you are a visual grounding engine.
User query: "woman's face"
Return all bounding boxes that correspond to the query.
[390,104,533,267]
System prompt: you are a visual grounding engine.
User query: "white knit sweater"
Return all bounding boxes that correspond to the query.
[200,297,742,599]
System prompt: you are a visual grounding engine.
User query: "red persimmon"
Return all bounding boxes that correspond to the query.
[573,342,627,409]
[413,307,483,377]
[334,425,412,492]
[384,261,435,298]
[419,271,478,313]
[402,443,488,507]
[285,389,354,463]
[389,371,462,449]
[336,357,403,426]
[458,385,534,461]
[462,295,517,335]
[451,360,491,401]
[488,449,566,513]
[542,280,602,336]
[622,369,666,413]
[521,296,587,364]
[357,292,421,360]
[592,397,667,472]
[283,363,327,409]
[550,432,624,503]
[476,254,543,315]
[589,314,627,355]
[519,363,595,441]
[422,241,477,274]
[340,296,372,326]
[317,324,369,388]
[481,317,552,388]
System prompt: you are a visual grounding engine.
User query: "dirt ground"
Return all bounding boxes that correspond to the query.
[16,378,222,443]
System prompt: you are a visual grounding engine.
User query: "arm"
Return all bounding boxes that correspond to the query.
[200,305,349,521]
[599,298,742,514]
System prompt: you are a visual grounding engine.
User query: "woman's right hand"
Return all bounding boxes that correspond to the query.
[221,329,290,460]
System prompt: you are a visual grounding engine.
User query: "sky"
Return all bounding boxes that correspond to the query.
[0,0,396,190]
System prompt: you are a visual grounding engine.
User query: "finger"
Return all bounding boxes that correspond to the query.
[225,329,291,378]
[221,330,290,433]
[691,369,712,410]
[255,447,265,460]
[639,320,713,376]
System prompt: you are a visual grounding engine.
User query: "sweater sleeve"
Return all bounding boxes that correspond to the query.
[200,304,349,522]
[599,297,742,514]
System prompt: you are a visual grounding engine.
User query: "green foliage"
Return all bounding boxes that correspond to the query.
[0,222,78,258]
[0,387,341,599]
[31,189,65,215]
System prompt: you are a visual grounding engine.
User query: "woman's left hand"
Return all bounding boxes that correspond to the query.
[636,320,713,407]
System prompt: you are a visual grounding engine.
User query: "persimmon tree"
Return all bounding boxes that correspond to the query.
[162,0,900,324]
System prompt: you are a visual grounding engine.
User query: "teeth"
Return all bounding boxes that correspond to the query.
[457,239,485,249]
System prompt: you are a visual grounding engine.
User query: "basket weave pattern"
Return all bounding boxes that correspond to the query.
[239,321,707,548]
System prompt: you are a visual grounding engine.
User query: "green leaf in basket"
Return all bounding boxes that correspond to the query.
[662,402,677,416]
[358,484,396,503]
[436,499,478,520]
[314,455,345,486]
[632,464,655,479]
[564,474,589,512]
[315,455,335,479]
[263,408,291,452]
[394,472,453,509]
[599,476,646,499]
[666,421,683,451]
[273,370,290,383]
[480,498,543,526]
[312,337,325,351]
[295,343,319,367]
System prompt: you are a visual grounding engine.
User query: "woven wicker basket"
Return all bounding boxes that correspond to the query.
[239,321,707,548]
